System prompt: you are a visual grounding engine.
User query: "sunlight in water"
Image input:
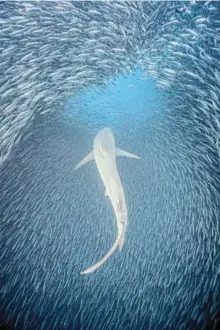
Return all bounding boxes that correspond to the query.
[63,68,165,127]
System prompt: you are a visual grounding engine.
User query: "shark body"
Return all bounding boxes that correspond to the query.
[74,128,140,274]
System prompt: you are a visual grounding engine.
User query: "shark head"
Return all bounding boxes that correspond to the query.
[94,127,115,157]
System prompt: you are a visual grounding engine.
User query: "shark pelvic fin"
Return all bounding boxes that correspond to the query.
[74,151,94,170]
[116,147,140,160]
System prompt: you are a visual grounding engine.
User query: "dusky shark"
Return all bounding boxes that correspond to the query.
[74,128,140,274]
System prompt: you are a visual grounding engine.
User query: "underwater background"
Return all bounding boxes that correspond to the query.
[0,1,220,329]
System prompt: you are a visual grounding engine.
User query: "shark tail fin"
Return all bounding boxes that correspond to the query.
[118,234,125,250]
[80,229,125,275]
[74,151,94,170]
[116,147,140,159]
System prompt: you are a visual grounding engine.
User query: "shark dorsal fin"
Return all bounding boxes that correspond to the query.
[100,141,107,156]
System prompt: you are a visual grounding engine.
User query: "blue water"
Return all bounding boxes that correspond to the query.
[1,1,220,329]
[64,68,165,129]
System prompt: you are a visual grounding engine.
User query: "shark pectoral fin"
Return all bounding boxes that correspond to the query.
[74,151,94,170]
[116,147,140,160]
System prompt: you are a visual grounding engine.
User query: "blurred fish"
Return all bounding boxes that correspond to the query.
[137,76,149,81]
[0,0,220,329]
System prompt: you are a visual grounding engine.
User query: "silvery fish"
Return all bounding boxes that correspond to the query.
[0,1,219,330]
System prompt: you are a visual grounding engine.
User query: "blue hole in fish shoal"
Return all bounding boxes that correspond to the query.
[63,68,166,129]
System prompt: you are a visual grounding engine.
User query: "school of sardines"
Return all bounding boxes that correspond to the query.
[0,1,219,330]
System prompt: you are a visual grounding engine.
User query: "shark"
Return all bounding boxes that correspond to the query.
[74,127,140,274]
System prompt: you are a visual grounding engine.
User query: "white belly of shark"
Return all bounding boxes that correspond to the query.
[74,127,140,274]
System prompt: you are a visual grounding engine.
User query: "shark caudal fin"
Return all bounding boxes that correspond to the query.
[116,147,140,159]
[80,229,125,275]
[118,234,125,250]
[74,151,94,170]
